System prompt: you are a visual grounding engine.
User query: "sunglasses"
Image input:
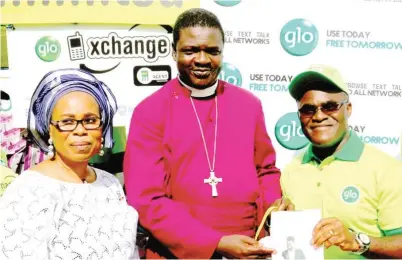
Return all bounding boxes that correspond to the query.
[298,100,349,118]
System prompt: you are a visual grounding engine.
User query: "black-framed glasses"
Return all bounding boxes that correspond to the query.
[298,100,349,118]
[50,117,102,132]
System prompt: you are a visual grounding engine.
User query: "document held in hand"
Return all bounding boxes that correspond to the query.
[261,209,324,260]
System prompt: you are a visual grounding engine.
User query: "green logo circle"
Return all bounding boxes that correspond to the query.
[280,19,318,56]
[35,36,61,62]
[214,0,241,7]
[218,62,242,87]
[341,186,360,204]
[275,112,309,150]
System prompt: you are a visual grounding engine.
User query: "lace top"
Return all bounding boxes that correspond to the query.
[0,168,139,259]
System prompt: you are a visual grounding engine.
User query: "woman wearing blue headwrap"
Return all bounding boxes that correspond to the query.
[0,69,139,259]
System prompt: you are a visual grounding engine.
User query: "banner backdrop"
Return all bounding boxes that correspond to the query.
[0,0,199,25]
[5,23,176,128]
[3,0,402,170]
[202,0,402,167]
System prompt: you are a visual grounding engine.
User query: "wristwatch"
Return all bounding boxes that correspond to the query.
[349,228,371,255]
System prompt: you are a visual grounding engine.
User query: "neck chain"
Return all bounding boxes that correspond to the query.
[54,157,89,184]
[189,96,218,174]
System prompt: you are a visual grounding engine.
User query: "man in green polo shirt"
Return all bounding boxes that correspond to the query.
[281,64,402,259]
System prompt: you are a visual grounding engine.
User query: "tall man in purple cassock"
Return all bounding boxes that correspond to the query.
[124,8,293,259]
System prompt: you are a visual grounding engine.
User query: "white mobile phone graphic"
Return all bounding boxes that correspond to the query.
[67,32,85,60]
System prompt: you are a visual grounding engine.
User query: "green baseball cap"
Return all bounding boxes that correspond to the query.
[289,64,349,100]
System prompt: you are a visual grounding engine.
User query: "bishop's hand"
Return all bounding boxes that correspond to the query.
[216,235,275,259]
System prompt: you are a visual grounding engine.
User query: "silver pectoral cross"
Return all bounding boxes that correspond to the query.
[204,171,222,197]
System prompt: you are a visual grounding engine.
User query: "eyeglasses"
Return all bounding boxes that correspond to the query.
[50,117,102,132]
[298,100,349,118]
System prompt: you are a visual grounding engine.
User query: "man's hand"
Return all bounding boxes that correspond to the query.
[216,235,275,259]
[272,197,295,211]
[311,217,360,251]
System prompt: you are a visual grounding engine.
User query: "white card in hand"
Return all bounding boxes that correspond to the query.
[270,209,323,260]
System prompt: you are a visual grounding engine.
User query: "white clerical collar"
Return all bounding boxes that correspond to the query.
[178,76,218,98]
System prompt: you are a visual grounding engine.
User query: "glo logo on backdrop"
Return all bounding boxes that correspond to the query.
[218,62,242,87]
[280,19,318,56]
[275,112,309,150]
[35,36,61,62]
[214,0,241,7]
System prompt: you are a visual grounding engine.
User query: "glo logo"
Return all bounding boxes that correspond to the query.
[275,112,308,150]
[214,0,241,7]
[218,62,242,87]
[280,19,318,56]
[341,186,360,204]
[35,36,61,62]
